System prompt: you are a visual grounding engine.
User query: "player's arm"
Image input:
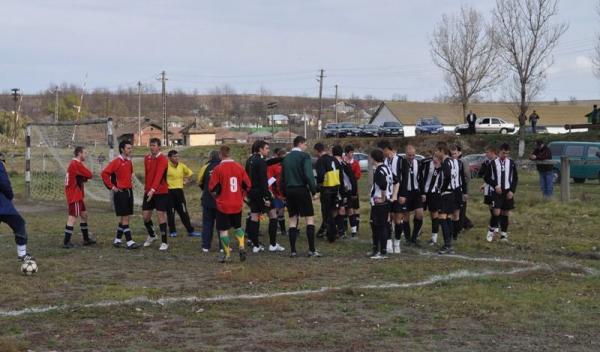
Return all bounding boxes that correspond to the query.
[182,162,193,180]
[150,157,168,192]
[399,158,409,197]
[510,161,518,193]
[373,168,388,203]
[101,159,118,190]
[477,161,488,179]
[314,158,325,189]
[304,155,317,195]
[258,160,270,200]
[440,159,452,191]
[460,161,468,194]
[77,162,93,180]
[197,163,209,188]
[0,162,14,201]
[483,162,497,188]
[208,167,221,198]
[280,162,287,197]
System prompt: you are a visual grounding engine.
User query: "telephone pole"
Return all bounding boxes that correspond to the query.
[159,71,168,146]
[54,86,60,122]
[317,69,325,139]
[334,84,339,123]
[137,81,142,146]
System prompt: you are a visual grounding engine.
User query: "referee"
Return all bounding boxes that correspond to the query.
[101,140,141,249]
[166,150,200,238]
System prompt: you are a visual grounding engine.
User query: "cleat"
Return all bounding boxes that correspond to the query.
[144,236,157,247]
[18,253,34,262]
[393,239,401,254]
[370,252,382,259]
[289,251,298,258]
[386,239,394,254]
[169,232,178,238]
[252,246,262,254]
[188,231,202,238]
[159,243,169,251]
[202,248,210,253]
[428,239,437,246]
[63,242,74,249]
[83,239,97,246]
[219,253,231,263]
[127,242,141,250]
[438,247,455,255]
[486,231,494,243]
[307,250,322,258]
[239,248,247,262]
[268,243,286,252]
[500,234,509,243]
[113,241,122,248]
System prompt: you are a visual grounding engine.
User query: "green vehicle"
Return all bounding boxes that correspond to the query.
[548,141,600,183]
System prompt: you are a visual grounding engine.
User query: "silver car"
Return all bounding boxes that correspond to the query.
[455,117,516,134]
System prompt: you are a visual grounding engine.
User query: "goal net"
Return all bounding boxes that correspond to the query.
[26,119,144,205]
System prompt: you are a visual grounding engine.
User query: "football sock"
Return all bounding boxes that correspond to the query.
[144,221,155,237]
[116,223,123,240]
[64,225,73,245]
[220,234,231,257]
[80,223,89,241]
[234,228,245,249]
[268,219,278,246]
[412,218,423,242]
[307,224,316,252]
[123,225,133,242]
[159,223,168,244]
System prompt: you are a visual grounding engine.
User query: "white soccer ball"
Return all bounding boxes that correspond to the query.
[21,260,38,276]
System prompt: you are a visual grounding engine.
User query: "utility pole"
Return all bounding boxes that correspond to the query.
[159,71,168,146]
[54,86,60,122]
[11,88,20,143]
[334,84,339,123]
[317,69,325,139]
[137,81,142,146]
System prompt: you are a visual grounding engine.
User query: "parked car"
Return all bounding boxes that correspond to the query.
[353,152,369,172]
[520,125,549,134]
[380,121,404,137]
[324,123,340,138]
[462,154,487,178]
[359,124,381,137]
[415,117,444,135]
[455,117,516,134]
[337,122,361,137]
[548,141,600,183]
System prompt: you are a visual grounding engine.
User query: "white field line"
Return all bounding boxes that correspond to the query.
[0,265,545,318]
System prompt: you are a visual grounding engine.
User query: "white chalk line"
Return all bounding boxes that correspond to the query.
[0,265,546,318]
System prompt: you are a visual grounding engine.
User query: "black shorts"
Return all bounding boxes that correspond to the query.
[484,195,492,205]
[439,193,457,214]
[401,191,423,212]
[453,189,465,209]
[424,193,441,212]
[216,211,242,231]
[286,187,314,217]
[491,191,515,211]
[390,200,403,213]
[347,194,360,209]
[248,193,270,214]
[114,189,134,216]
[142,193,169,212]
[370,203,390,226]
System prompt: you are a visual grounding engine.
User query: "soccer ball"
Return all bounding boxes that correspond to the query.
[21,260,38,276]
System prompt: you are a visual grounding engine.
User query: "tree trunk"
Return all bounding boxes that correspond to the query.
[518,85,527,157]
[462,101,468,123]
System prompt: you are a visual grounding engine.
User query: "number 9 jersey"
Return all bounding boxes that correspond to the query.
[208,159,252,214]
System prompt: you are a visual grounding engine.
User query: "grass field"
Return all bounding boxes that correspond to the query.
[1,142,600,351]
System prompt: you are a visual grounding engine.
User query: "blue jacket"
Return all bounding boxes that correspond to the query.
[199,158,220,209]
[0,162,19,215]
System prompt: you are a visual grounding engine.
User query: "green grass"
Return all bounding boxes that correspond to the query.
[1,138,600,351]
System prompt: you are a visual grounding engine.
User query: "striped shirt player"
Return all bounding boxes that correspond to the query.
[63,146,94,248]
[420,155,443,246]
[478,147,498,240]
[369,149,393,259]
[377,140,404,254]
[399,145,424,245]
[437,146,456,254]
[484,143,518,243]
[449,146,468,241]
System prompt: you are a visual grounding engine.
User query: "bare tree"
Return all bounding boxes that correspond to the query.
[431,6,503,120]
[494,0,568,155]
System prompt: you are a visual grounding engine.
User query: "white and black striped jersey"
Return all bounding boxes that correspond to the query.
[421,158,442,194]
[370,163,393,206]
[449,158,468,194]
[439,157,454,194]
[484,157,518,192]
[478,158,495,197]
[400,157,421,196]
[384,154,403,186]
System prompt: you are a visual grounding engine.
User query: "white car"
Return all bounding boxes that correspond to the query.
[455,117,516,134]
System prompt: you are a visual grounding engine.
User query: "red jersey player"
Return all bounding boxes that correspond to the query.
[63,146,94,248]
[209,145,251,263]
[142,138,170,251]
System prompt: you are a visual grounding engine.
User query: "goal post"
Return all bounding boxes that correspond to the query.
[25,118,116,203]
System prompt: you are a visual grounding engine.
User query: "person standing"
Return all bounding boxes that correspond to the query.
[368,149,393,259]
[63,146,95,248]
[377,140,404,254]
[333,145,356,240]
[421,152,443,246]
[209,146,251,263]
[267,148,287,238]
[281,136,321,257]
[0,154,34,262]
[314,142,342,243]
[529,140,553,199]
[485,143,518,243]
[343,145,361,238]
[591,105,599,125]
[142,138,170,251]
[480,146,500,242]
[449,145,468,241]
[437,144,456,254]
[466,110,477,134]
[399,145,424,246]
[198,150,221,252]
[101,140,141,249]
[529,110,540,134]
[166,150,201,238]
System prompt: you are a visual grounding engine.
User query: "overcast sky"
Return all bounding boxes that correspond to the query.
[1,0,599,101]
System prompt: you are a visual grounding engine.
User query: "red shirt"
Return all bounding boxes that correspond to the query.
[349,159,362,180]
[267,162,284,199]
[208,159,251,214]
[144,152,169,194]
[102,155,133,190]
[65,159,93,203]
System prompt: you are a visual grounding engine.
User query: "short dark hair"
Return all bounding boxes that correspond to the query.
[450,144,459,152]
[149,138,161,146]
[500,143,511,151]
[293,136,306,147]
[220,145,231,158]
[118,140,132,154]
[276,148,286,157]
[485,145,497,153]
[332,145,343,157]
[437,144,450,156]
[167,150,178,158]
[376,140,392,151]
[370,149,384,163]
[255,140,269,153]
[344,145,355,154]
[313,142,325,153]
[74,146,85,157]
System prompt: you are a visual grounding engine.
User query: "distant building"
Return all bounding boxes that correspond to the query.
[182,128,216,146]
[215,130,249,144]
[329,101,356,114]
[248,131,273,143]
[267,114,289,126]
[273,130,298,144]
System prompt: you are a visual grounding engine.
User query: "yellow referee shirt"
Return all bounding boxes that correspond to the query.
[167,161,193,189]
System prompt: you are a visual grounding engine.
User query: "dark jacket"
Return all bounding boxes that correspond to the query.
[245,153,271,201]
[199,158,220,209]
[532,145,553,172]
[0,161,19,215]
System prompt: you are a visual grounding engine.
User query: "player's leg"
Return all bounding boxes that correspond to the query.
[438,213,452,253]
[166,190,177,237]
[79,210,95,245]
[304,189,318,256]
[63,204,78,248]
[176,189,197,236]
[429,210,439,245]
[402,211,412,244]
[500,210,510,242]
[288,214,299,256]
[452,207,461,240]
[277,205,286,236]
[142,209,158,247]
[411,207,424,244]
[1,214,32,260]
[267,208,284,251]
[202,206,216,252]
[335,205,346,240]
[156,209,169,250]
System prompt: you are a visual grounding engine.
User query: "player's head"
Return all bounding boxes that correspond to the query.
[255,140,270,158]
[344,145,355,159]
[275,148,287,158]
[332,145,343,157]
[485,145,497,159]
[436,144,449,157]
[293,136,307,151]
[167,150,179,163]
[74,146,86,161]
[119,140,132,157]
[450,144,460,159]
[370,148,385,164]
[432,152,442,167]
[313,142,326,155]
[499,143,510,159]
[149,138,161,155]
[405,145,416,160]
[219,145,231,160]
[209,150,220,162]
[376,140,394,158]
